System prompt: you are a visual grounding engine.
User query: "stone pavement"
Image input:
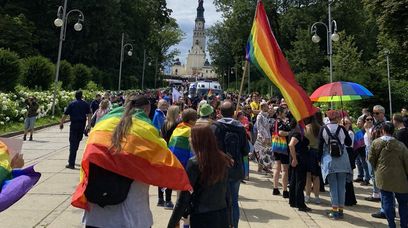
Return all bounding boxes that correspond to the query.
[0,125,393,228]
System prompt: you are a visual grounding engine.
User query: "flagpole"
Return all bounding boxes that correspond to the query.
[236,61,249,116]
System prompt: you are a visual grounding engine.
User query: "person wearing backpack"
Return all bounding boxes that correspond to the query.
[318,110,352,220]
[211,100,249,228]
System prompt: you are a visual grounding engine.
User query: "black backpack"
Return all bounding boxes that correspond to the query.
[324,126,343,157]
[214,122,244,181]
[85,163,132,207]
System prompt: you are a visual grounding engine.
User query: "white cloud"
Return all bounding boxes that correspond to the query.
[167,0,222,64]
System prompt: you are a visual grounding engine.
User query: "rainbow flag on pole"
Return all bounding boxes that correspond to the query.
[0,141,41,212]
[246,0,317,121]
[71,107,192,210]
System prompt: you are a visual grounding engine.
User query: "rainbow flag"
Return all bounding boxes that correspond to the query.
[168,122,193,168]
[246,0,317,121]
[353,129,365,151]
[71,107,192,210]
[0,141,41,212]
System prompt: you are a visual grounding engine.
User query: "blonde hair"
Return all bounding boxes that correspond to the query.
[165,105,180,131]
[111,94,149,153]
[100,99,110,110]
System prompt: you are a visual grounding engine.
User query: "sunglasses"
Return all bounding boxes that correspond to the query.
[366,118,373,121]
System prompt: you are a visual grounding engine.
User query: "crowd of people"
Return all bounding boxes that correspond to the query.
[18,88,408,227]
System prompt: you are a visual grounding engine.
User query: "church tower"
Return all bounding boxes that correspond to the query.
[193,0,206,51]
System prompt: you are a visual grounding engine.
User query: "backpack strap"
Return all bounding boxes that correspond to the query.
[324,125,341,144]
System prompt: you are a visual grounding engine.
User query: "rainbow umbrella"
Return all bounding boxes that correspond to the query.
[310,81,373,102]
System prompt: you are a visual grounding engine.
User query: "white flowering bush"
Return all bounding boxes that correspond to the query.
[0,86,101,129]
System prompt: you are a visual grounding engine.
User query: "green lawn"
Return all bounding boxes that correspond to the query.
[0,116,62,136]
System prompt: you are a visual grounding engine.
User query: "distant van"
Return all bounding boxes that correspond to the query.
[189,80,222,97]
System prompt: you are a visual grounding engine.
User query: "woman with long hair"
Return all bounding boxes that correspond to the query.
[341,117,357,206]
[157,105,181,209]
[304,114,322,204]
[168,125,231,228]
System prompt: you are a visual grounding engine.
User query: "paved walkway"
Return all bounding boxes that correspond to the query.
[0,125,393,227]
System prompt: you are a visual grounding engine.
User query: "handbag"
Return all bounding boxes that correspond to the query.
[271,121,288,154]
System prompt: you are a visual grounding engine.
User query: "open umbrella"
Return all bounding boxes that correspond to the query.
[310,81,373,102]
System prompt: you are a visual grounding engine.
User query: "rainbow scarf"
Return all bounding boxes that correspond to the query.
[0,141,41,212]
[246,0,317,121]
[71,107,192,210]
[168,122,193,168]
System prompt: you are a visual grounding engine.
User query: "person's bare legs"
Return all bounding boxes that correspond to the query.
[313,175,320,199]
[305,172,312,197]
[282,164,289,192]
[273,161,282,194]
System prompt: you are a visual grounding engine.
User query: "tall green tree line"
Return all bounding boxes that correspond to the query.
[0,0,183,90]
[208,0,408,113]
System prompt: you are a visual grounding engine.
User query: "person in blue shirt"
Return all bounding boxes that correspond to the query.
[59,90,92,169]
[90,94,101,114]
[152,99,168,131]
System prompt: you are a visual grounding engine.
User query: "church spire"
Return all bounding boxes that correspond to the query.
[196,0,205,22]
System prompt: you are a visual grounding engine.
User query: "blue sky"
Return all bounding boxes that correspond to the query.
[167,0,222,64]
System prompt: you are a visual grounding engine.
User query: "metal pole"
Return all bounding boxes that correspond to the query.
[328,0,333,83]
[386,54,392,118]
[51,0,68,116]
[141,49,146,90]
[227,66,230,89]
[154,57,158,88]
[235,65,238,91]
[118,33,124,91]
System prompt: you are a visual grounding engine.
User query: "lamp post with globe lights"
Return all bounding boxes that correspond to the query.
[384,49,392,118]
[310,0,339,83]
[141,50,156,90]
[51,0,84,116]
[118,33,134,91]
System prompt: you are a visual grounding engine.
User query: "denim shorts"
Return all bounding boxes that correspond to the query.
[24,116,36,130]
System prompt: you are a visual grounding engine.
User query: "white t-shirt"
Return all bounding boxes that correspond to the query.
[83,181,153,228]
[322,123,347,145]
[364,127,373,149]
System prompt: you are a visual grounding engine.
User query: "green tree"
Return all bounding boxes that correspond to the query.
[22,56,54,90]
[59,60,74,90]
[72,64,92,90]
[0,48,22,91]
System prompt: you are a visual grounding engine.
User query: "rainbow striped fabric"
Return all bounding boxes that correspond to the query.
[246,0,317,121]
[353,129,365,151]
[71,107,192,210]
[168,122,193,168]
[0,141,41,212]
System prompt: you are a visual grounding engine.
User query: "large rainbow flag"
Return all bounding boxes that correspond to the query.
[168,122,193,168]
[246,0,317,121]
[0,141,41,212]
[71,107,192,210]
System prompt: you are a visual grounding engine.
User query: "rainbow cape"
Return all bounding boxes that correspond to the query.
[0,141,41,212]
[246,0,317,121]
[71,107,192,210]
[168,122,193,168]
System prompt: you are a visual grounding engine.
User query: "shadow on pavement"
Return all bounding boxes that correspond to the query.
[243,208,290,223]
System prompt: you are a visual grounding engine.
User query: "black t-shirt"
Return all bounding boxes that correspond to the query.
[288,131,309,159]
[395,127,408,148]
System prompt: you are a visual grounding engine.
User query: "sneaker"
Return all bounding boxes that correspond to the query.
[282,191,289,198]
[157,199,165,207]
[23,135,26,141]
[327,211,341,220]
[354,177,363,182]
[304,195,310,203]
[65,164,75,169]
[272,188,281,195]
[371,211,387,219]
[314,197,321,205]
[365,196,381,202]
[298,207,312,212]
[164,201,174,210]
[360,181,370,186]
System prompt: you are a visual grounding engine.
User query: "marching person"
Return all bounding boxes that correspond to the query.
[23,96,39,141]
[153,99,169,131]
[59,90,92,169]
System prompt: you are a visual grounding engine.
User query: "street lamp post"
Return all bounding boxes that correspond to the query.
[310,0,339,83]
[385,49,392,118]
[51,0,84,116]
[118,33,133,91]
[141,50,155,90]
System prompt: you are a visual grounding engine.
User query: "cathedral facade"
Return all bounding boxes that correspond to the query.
[171,0,217,79]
